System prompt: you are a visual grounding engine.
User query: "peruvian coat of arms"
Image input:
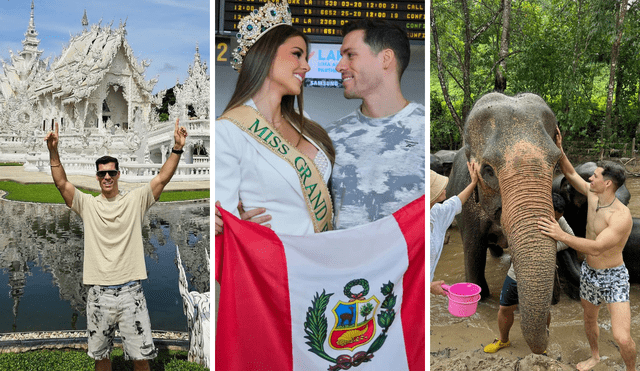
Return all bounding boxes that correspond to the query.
[304,278,397,370]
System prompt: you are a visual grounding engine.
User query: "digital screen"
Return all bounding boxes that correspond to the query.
[305,43,343,88]
[219,0,425,41]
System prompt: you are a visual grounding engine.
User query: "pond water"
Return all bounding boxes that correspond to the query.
[0,198,210,333]
[431,176,640,370]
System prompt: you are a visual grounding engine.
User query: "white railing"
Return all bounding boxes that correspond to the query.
[147,119,209,147]
[24,154,209,182]
[183,119,209,135]
[119,163,210,182]
[193,155,208,164]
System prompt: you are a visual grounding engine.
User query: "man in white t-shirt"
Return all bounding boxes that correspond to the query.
[45,120,188,371]
[327,19,425,229]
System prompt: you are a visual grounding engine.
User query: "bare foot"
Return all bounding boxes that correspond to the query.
[576,356,600,371]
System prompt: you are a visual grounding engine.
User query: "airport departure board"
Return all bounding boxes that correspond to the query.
[218,0,425,41]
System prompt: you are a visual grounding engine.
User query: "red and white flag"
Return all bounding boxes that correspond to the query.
[215,196,425,370]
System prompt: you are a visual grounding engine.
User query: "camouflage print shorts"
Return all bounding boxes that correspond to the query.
[580,261,630,306]
[86,281,157,361]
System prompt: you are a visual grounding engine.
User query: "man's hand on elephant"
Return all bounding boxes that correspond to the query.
[238,201,272,229]
[538,217,563,240]
[430,280,447,296]
[467,161,480,185]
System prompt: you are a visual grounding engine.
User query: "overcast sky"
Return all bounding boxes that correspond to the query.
[0,0,210,94]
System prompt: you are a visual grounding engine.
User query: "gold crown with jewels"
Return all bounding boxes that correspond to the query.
[231,0,293,71]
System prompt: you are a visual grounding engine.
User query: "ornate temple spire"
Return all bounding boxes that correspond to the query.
[82,9,89,29]
[29,0,35,29]
[20,0,42,61]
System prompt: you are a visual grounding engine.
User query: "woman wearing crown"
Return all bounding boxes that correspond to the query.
[215,0,335,235]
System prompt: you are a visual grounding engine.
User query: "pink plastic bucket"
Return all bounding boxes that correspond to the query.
[441,282,482,317]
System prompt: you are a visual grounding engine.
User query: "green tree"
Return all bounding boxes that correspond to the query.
[432,0,640,153]
[430,91,460,151]
[431,0,511,139]
[360,303,374,321]
[156,86,177,122]
[603,0,629,152]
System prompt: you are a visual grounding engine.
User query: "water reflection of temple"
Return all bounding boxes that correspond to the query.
[0,197,210,331]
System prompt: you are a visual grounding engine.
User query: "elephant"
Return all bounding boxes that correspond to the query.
[624,218,640,283]
[430,154,445,175]
[430,149,458,177]
[446,92,562,354]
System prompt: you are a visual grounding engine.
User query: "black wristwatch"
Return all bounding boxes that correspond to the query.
[172,148,184,155]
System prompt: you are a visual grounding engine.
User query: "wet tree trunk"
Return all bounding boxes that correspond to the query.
[494,0,511,93]
[603,0,628,151]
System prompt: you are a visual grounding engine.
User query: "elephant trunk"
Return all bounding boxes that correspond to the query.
[499,159,556,354]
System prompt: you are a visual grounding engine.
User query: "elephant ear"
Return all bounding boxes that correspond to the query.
[463,145,471,161]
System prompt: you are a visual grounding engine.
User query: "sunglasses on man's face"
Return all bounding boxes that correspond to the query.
[96,170,119,178]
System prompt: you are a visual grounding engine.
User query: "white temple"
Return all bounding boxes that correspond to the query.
[0,2,209,181]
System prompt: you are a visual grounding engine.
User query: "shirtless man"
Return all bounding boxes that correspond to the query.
[538,128,635,371]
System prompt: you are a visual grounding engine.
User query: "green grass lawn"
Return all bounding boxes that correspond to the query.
[0,348,208,371]
[0,181,209,203]
[158,190,210,202]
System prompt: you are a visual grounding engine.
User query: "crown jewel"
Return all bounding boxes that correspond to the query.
[231,0,292,71]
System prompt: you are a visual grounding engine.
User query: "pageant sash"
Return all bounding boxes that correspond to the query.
[219,105,333,232]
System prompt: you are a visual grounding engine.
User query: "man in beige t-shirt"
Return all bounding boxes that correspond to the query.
[45,120,188,371]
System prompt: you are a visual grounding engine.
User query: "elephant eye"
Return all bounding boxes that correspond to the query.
[481,164,499,189]
[482,164,495,178]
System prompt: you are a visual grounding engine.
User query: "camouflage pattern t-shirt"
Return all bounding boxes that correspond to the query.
[327,102,425,229]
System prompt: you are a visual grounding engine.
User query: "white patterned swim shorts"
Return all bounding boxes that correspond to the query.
[579,261,630,305]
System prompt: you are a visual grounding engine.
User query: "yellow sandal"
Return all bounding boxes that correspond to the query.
[483,338,511,353]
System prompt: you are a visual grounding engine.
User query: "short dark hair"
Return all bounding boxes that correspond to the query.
[597,160,625,190]
[342,19,411,80]
[552,192,565,214]
[95,156,119,171]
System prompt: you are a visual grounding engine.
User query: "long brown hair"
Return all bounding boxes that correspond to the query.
[223,25,335,165]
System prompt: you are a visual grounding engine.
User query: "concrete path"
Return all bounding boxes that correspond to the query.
[0,166,210,193]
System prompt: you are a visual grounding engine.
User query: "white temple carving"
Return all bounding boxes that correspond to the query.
[0,1,48,135]
[0,2,209,181]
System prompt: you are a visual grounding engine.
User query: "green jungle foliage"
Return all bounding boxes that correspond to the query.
[431,0,640,152]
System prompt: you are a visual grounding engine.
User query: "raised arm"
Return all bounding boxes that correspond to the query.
[457,161,479,205]
[150,119,187,200]
[555,127,589,195]
[45,122,76,207]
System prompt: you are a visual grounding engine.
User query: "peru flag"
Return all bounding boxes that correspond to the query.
[215,196,425,370]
